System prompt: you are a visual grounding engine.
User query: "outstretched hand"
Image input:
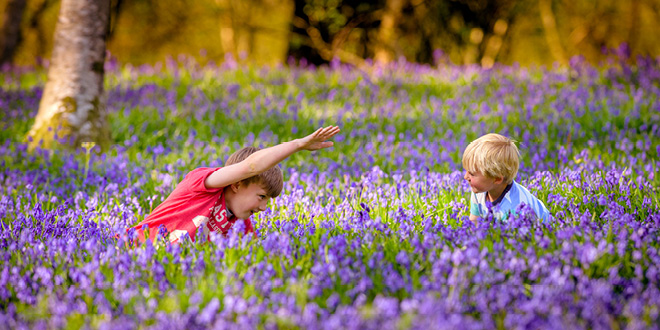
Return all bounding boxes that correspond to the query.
[297,126,340,151]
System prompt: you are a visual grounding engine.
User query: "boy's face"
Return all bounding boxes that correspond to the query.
[225,182,271,220]
[464,170,500,194]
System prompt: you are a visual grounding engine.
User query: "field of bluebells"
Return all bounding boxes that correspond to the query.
[1,48,660,329]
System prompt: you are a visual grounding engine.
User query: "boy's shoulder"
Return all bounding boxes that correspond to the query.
[507,181,550,220]
[188,167,220,173]
[176,167,225,193]
[508,181,539,200]
[185,167,222,178]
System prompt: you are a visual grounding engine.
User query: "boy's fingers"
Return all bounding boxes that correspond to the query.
[319,129,332,139]
[325,128,340,139]
[319,126,339,138]
[310,126,339,143]
[328,126,340,136]
[313,127,328,138]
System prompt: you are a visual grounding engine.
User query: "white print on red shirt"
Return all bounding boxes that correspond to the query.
[206,194,232,237]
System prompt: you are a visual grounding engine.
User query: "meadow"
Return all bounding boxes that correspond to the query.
[1,51,659,329]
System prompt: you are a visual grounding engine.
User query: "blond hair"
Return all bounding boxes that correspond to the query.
[226,146,283,198]
[462,133,520,184]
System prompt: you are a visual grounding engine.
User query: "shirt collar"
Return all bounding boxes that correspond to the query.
[490,182,513,206]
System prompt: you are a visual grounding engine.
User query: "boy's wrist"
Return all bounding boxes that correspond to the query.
[290,139,305,151]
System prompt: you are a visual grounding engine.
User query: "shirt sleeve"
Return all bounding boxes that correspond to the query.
[535,200,551,223]
[184,167,225,193]
[469,192,481,216]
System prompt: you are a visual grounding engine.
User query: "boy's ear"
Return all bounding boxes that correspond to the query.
[230,182,241,193]
[494,177,505,185]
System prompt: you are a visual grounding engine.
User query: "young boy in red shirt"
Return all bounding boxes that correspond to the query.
[131,126,340,244]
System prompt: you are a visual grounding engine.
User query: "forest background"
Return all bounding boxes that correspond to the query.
[2,0,660,68]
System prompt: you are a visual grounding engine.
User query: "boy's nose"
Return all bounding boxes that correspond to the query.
[464,171,469,180]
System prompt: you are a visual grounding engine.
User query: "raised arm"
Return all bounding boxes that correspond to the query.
[205,126,340,189]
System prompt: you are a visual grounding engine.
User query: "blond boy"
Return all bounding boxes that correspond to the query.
[462,133,550,224]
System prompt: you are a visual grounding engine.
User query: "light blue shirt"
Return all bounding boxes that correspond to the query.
[470,181,551,222]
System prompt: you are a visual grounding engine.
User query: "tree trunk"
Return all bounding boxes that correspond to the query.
[217,0,294,66]
[539,0,567,65]
[28,0,111,151]
[481,19,508,68]
[627,0,640,56]
[28,0,56,64]
[0,0,27,65]
[374,0,406,64]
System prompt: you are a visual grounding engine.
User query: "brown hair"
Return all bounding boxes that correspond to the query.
[226,146,284,197]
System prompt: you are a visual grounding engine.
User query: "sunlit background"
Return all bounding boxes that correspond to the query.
[2,0,660,67]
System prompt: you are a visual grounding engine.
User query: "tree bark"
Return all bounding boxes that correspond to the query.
[28,0,56,64]
[217,0,294,66]
[627,0,640,56]
[374,0,406,64]
[28,0,111,151]
[481,19,508,68]
[539,0,567,65]
[0,0,27,65]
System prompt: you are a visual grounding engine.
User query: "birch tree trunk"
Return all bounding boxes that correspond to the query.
[0,0,27,65]
[27,0,110,151]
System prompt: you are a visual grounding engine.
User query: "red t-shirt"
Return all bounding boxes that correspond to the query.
[131,167,254,243]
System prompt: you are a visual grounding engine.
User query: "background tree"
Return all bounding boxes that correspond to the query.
[0,0,27,66]
[538,0,567,65]
[289,0,379,66]
[27,0,57,64]
[215,0,294,66]
[374,0,406,63]
[3,0,660,68]
[27,0,111,151]
[288,0,527,67]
